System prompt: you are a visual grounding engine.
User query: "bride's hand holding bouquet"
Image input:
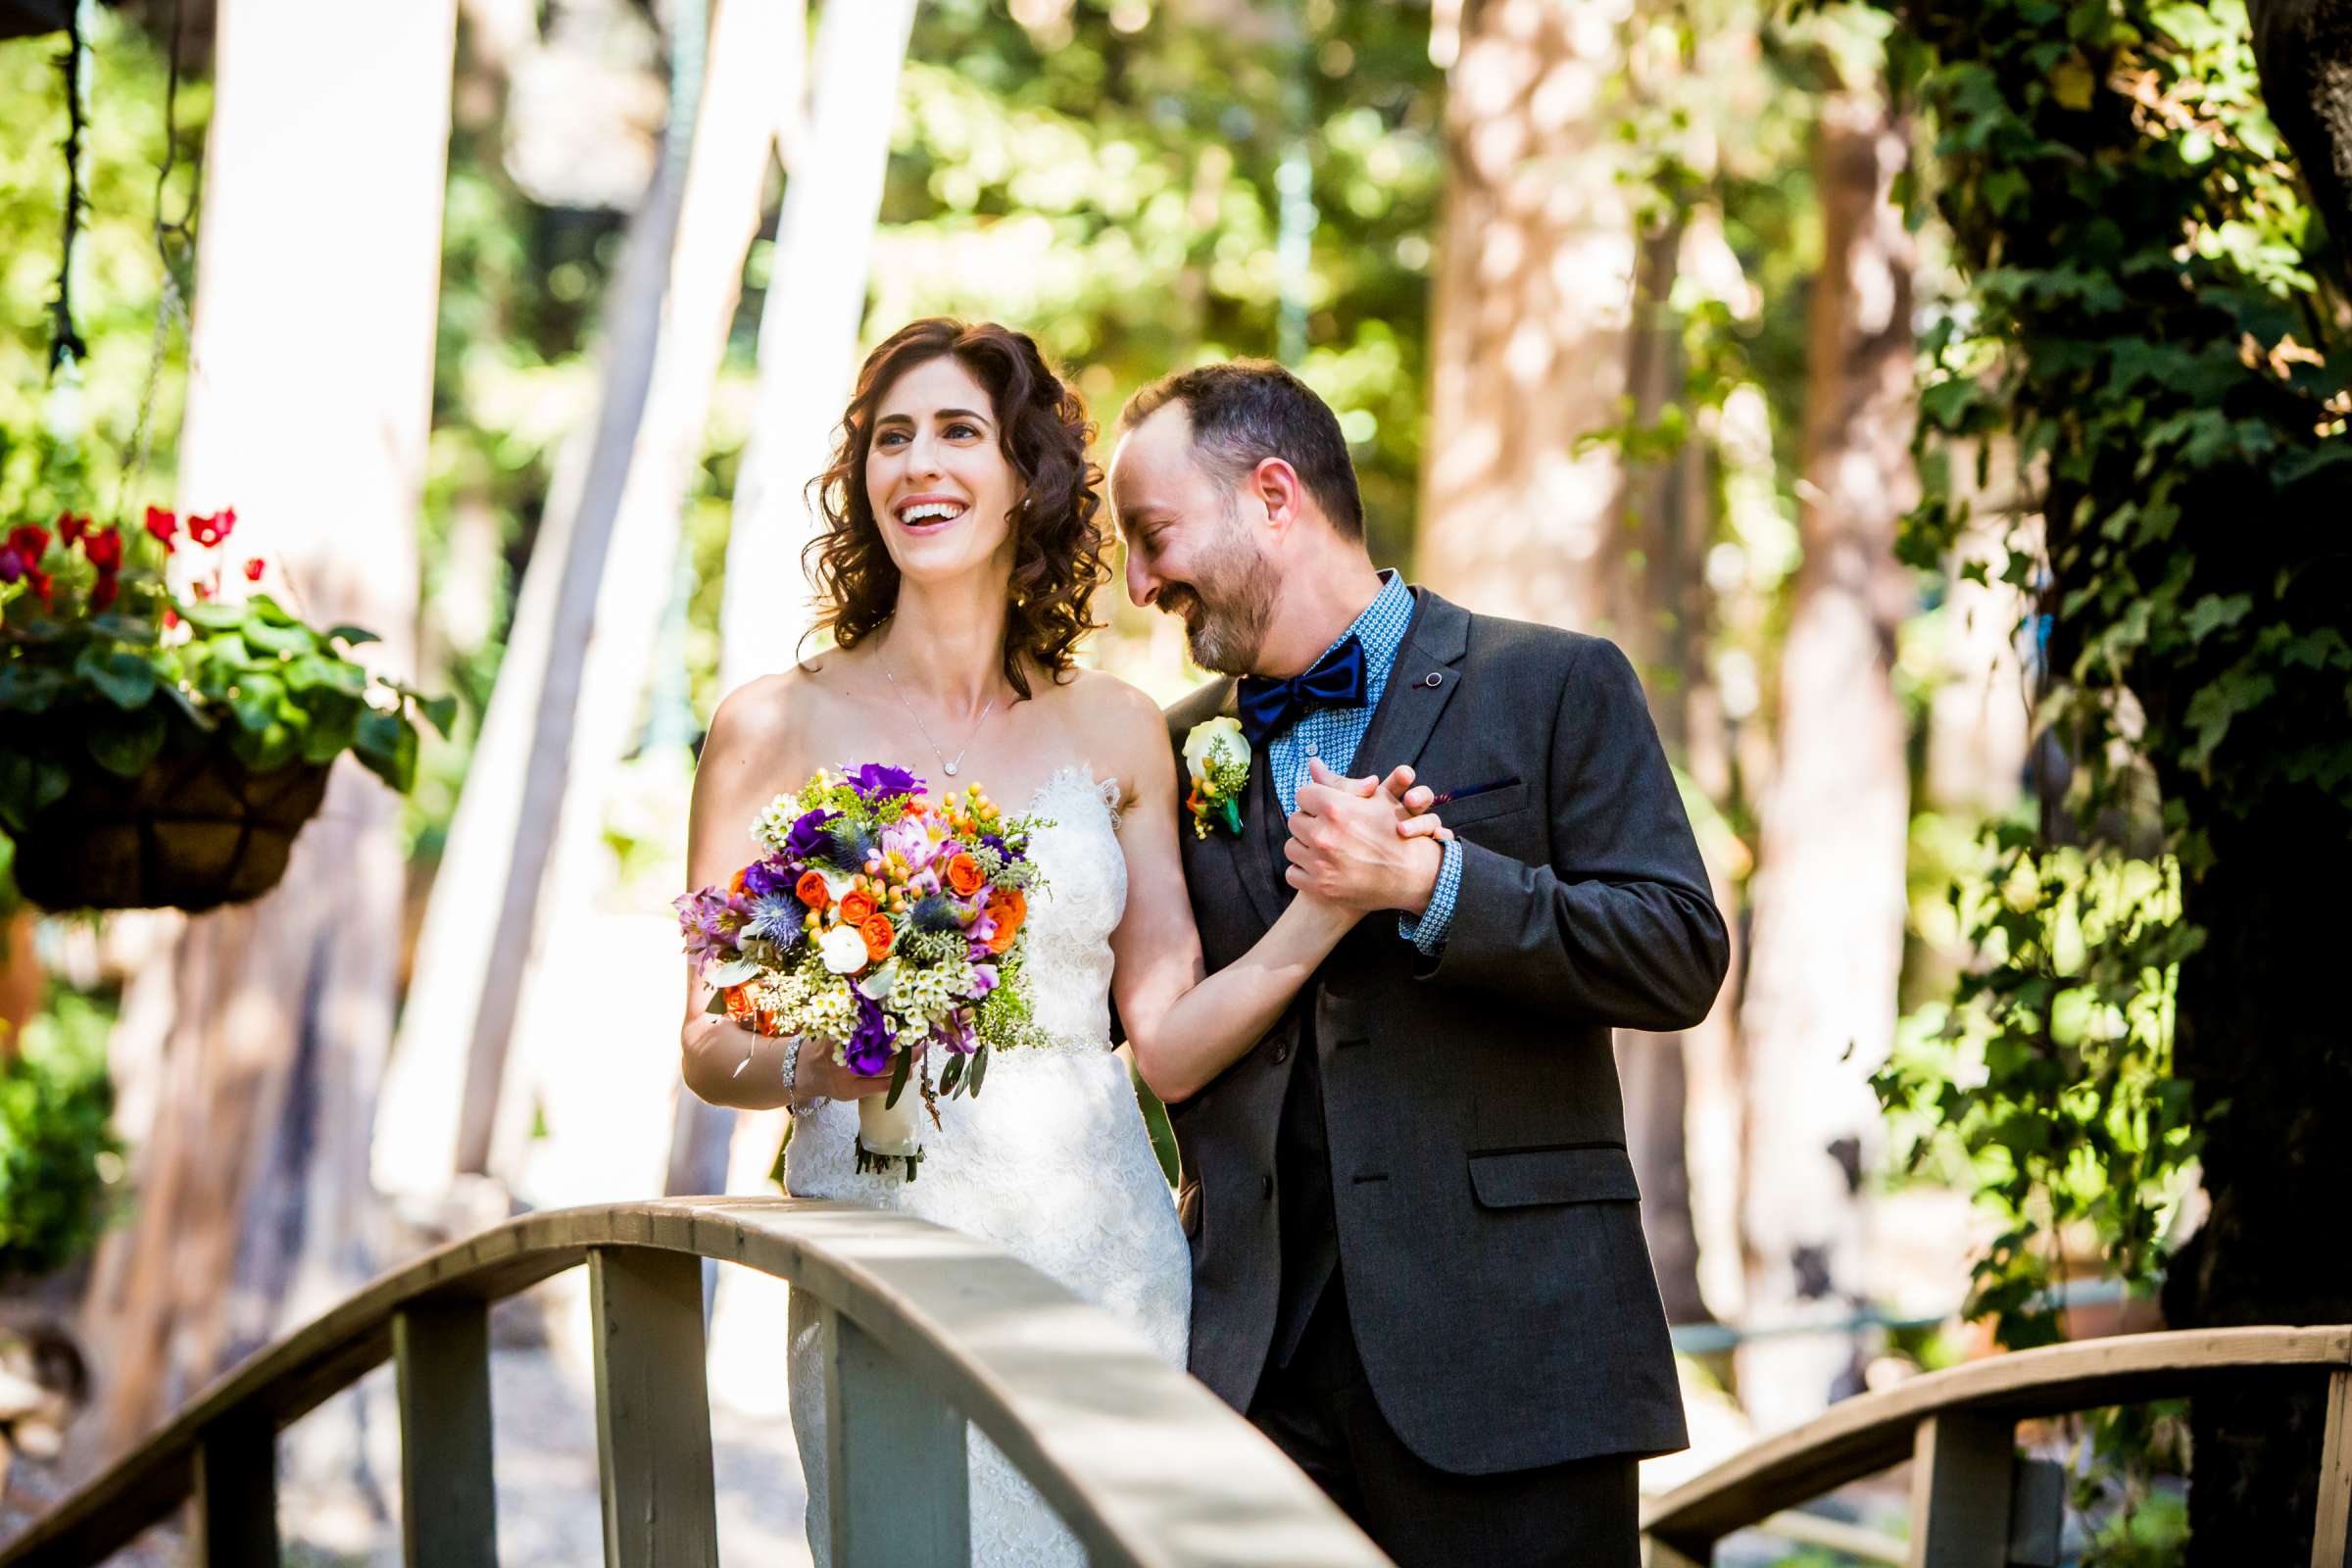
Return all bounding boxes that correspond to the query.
[677,760,1051,1181]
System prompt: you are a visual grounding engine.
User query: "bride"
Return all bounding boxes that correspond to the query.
[678,318,1438,1565]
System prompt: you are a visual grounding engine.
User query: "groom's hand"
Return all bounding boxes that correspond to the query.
[1286,757,1446,914]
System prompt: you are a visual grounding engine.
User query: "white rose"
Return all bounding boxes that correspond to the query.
[1183,715,1250,787]
[817,923,870,975]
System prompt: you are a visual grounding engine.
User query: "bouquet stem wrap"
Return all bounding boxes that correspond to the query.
[857,1093,926,1181]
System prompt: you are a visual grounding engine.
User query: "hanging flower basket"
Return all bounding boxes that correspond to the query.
[0,508,452,914]
[1,710,331,913]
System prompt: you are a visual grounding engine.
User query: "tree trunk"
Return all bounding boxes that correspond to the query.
[717,0,918,693]
[1414,0,1638,632]
[1735,78,1916,1431]
[2244,0,2352,281]
[2161,791,2352,1560]
[73,0,455,1463]
[370,0,722,1220]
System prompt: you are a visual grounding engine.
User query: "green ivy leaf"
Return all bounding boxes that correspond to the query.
[419,693,459,738]
[176,599,248,631]
[85,707,168,777]
[324,623,381,647]
[0,663,68,713]
[228,713,301,771]
[295,690,362,764]
[281,653,368,696]
[354,710,419,793]
[72,645,159,710]
[229,672,289,735]
[242,616,317,656]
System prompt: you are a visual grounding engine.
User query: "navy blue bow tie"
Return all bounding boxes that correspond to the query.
[1238,636,1368,749]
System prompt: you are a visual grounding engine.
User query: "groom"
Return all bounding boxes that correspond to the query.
[1110,362,1729,1565]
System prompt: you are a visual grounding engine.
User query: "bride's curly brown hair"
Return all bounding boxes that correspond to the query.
[804,318,1110,700]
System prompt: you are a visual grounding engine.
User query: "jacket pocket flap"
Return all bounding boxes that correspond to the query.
[1435,780,1529,829]
[1469,1144,1640,1207]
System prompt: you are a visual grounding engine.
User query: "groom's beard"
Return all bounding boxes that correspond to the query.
[1162,525,1275,675]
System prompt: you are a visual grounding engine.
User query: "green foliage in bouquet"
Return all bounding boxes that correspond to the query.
[0,503,455,838]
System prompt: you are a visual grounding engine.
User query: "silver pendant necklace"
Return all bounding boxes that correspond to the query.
[882,662,996,778]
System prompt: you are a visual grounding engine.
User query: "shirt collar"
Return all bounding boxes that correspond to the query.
[1312,568,1411,687]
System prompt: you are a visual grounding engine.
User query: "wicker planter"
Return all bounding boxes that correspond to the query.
[5,721,331,913]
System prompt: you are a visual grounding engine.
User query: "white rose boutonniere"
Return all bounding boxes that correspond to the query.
[1182,715,1250,838]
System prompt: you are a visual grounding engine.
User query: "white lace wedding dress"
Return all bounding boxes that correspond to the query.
[783,764,1193,1566]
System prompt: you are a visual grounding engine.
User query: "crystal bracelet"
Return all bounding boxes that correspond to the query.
[781,1035,825,1117]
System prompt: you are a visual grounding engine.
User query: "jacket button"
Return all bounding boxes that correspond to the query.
[1271,1041,1292,1064]
[1261,1174,1275,1200]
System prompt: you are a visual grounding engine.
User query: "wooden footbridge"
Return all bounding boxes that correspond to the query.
[0,1198,2346,1565]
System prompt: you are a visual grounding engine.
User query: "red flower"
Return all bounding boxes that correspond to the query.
[81,527,122,571]
[25,567,51,606]
[144,506,178,549]
[163,607,180,630]
[187,508,237,548]
[56,512,87,546]
[8,525,50,562]
[243,557,266,582]
[89,571,119,612]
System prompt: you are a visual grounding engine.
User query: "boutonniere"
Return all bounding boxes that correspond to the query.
[1182,715,1250,838]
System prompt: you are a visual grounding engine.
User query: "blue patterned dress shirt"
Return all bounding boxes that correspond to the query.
[1265,570,1462,954]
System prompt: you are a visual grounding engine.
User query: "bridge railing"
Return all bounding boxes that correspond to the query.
[1642,1323,2352,1568]
[0,1197,1391,1568]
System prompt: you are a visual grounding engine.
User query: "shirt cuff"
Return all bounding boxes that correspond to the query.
[1397,837,1463,956]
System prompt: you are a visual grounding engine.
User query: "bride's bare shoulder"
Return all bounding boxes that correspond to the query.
[1047,667,1171,785]
[705,659,854,763]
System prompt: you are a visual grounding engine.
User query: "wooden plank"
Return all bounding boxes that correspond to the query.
[823,1302,970,1567]
[192,1413,277,1568]
[394,1298,499,1568]
[2316,1367,2352,1568]
[1908,1412,2013,1568]
[590,1246,719,1568]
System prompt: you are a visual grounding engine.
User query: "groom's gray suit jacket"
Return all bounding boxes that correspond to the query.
[1163,586,1725,1476]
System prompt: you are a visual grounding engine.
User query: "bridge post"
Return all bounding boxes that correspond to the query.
[192,1411,277,1567]
[590,1246,720,1568]
[822,1301,971,1566]
[2317,1367,2352,1568]
[394,1297,499,1568]
[1908,1410,2015,1568]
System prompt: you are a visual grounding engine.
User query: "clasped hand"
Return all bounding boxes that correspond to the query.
[1283,757,1450,914]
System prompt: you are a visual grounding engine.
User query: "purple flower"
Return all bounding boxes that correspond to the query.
[882,817,941,871]
[0,548,21,585]
[967,963,1000,998]
[980,831,1018,862]
[931,1010,978,1055]
[674,887,748,965]
[784,808,839,862]
[846,761,921,801]
[843,994,898,1076]
[741,856,796,899]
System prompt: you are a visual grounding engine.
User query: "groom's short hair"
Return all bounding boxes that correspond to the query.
[1121,361,1364,539]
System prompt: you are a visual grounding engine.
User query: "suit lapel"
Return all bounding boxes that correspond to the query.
[1354,587,1471,780]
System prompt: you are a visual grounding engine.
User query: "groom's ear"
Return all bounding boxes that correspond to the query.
[1250,456,1306,539]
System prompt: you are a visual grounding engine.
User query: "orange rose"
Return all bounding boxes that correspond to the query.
[722,983,776,1035]
[795,869,831,910]
[985,888,1025,954]
[860,914,897,962]
[945,853,986,898]
[728,867,750,897]
[839,888,877,926]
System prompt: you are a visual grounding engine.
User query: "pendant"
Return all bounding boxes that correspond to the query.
[944,761,958,776]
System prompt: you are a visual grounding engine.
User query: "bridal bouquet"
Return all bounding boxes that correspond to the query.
[676,762,1050,1180]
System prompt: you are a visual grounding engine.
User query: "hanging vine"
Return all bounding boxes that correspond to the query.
[45,5,86,375]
